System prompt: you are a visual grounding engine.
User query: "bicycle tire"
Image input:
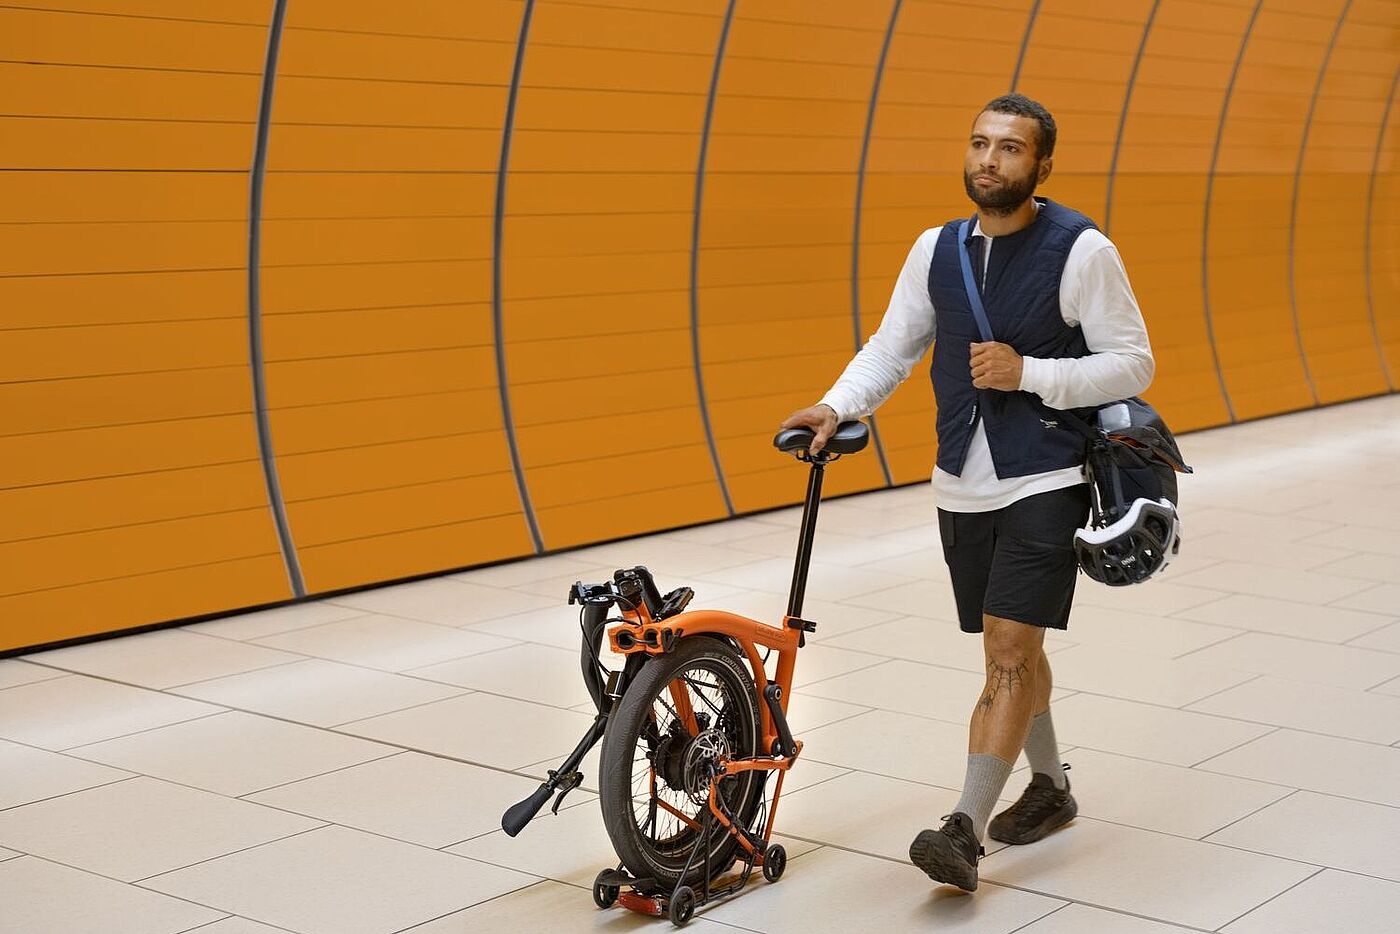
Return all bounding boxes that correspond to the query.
[598,636,764,890]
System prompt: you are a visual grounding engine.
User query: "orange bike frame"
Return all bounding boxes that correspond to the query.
[608,599,808,858]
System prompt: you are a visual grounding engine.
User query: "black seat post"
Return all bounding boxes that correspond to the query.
[786,454,827,619]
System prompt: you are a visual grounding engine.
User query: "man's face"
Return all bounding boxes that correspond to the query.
[963,110,1051,216]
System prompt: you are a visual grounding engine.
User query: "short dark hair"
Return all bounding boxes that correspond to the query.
[979,93,1056,159]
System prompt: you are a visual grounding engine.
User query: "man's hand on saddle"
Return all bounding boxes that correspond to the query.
[779,403,839,455]
[970,341,1023,391]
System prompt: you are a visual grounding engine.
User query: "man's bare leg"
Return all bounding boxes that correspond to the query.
[968,613,1046,762]
[910,614,1048,890]
[1016,650,1068,788]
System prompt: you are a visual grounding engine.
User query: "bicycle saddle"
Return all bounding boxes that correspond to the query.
[772,420,869,455]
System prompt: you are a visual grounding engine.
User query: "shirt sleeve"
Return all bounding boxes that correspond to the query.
[1018,229,1155,410]
[817,230,939,423]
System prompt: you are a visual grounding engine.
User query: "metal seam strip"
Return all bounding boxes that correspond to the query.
[493,0,545,553]
[1103,0,1160,235]
[1363,62,1400,391]
[851,0,903,489]
[1287,0,1354,405]
[1201,0,1265,425]
[690,0,738,517]
[1010,0,1041,92]
[248,0,304,597]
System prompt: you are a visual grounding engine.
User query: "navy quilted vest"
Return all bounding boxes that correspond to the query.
[928,198,1098,478]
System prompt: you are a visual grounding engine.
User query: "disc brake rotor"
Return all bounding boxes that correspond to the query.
[680,728,730,804]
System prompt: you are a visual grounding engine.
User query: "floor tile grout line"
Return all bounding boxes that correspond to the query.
[130,823,331,885]
[803,747,1400,843]
[1171,629,1251,661]
[800,676,1400,751]
[0,774,141,815]
[1342,616,1400,649]
[24,624,530,698]
[431,796,604,852]
[0,849,276,923]
[1005,902,1075,934]
[1365,671,1400,690]
[1190,760,1400,813]
[385,877,555,934]
[176,913,300,934]
[788,656,896,691]
[0,667,584,806]
[1185,726,1284,770]
[1195,787,1301,842]
[319,597,557,632]
[151,658,317,690]
[317,687,485,728]
[26,626,621,727]
[782,703,878,736]
[3,746,418,857]
[780,833,1223,933]
[1058,739,1296,788]
[1178,622,1400,656]
[1064,684,1400,750]
[233,748,407,800]
[0,669,68,692]
[1209,865,1326,932]
[182,609,373,644]
[396,669,596,710]
[1322,578,1387,607]
[1160,589,1238,620]
[1175,673,1264,710]
[52,709,233,753]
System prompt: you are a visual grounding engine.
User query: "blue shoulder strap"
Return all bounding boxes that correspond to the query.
[956,217,996,343]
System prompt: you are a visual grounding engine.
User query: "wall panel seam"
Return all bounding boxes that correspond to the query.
[1364,61,1400,391]
[851,0,902,488]
[690,0,738,517]
[1010,0,1041,92]
[1287,0,1354,405]
[1103,0,1160,235]
[248,0,304,597]
[1201,0,1267,424]
[493,0,545,553]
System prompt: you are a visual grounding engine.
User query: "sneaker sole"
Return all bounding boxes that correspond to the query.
[987,797,1077,846]
[909,830,978,892]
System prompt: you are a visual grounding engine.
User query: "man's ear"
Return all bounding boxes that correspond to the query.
[1038,156,1053,183]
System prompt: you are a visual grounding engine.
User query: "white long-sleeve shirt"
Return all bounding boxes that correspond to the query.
[819,207,1155,513]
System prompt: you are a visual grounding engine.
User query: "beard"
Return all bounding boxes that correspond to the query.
[963,168,1038,216]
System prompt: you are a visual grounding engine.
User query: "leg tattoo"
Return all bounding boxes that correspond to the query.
[978,659,1029,712]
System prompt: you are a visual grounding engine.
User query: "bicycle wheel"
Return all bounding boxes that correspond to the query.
[598,636,764,890]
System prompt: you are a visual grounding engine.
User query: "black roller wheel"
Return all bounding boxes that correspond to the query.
[591,870,619,909]
[599,636,763,892]
[762,843,787,882]
[669,885,696,927]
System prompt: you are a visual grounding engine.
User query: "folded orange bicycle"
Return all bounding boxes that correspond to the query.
[501,420,869,926]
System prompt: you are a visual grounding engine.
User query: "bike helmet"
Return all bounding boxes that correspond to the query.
[1074,496,1181,586]
[1071,398,1192,587]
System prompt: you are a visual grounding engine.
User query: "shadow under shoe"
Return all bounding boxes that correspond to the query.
[988,767,1077,845]
[909,812,984,892]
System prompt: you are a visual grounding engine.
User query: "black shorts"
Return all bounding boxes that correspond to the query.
[937,484,1091,634]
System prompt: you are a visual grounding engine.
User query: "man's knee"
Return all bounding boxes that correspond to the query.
[981,614,1045,674]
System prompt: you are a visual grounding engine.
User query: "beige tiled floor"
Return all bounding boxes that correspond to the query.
[3,395,1400,932]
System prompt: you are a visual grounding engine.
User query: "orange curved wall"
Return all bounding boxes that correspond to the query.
[3,0,1397,651]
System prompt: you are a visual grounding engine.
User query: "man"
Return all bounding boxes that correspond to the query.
[779,93,1154,891]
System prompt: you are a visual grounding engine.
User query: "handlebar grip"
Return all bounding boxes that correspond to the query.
[501,783,552,837]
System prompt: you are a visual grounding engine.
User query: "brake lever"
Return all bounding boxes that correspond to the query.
[550,770,584,815]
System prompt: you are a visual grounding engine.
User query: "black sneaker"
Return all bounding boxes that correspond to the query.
[988,767,1076,845]
[909,812,983,892]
